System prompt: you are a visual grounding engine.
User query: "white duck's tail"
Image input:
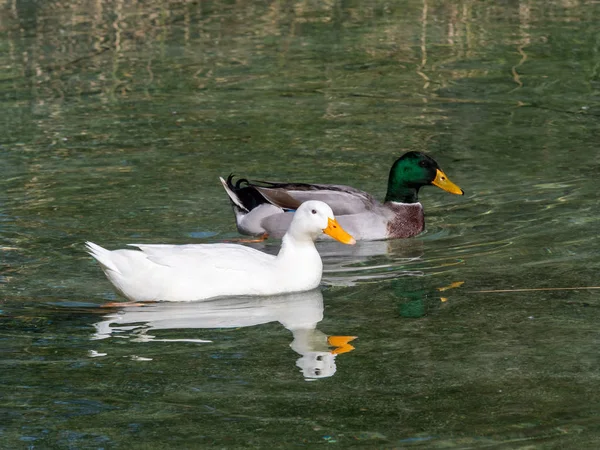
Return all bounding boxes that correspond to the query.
[85,241,121,274]
[219,176,249,212]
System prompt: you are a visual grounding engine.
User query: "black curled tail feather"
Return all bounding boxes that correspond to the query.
[225,174,270,211]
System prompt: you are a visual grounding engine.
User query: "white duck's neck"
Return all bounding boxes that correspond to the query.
[278,219,321,254]
[275,234,323,291]
[277,233,319,260]
[273,220,324,292]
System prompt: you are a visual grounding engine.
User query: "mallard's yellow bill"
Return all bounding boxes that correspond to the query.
[432,169,464,195]
[323,218,356,245]
[328,335,357,355]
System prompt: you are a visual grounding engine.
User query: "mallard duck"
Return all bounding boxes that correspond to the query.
[220,151,464,241]
[86,200,355,302]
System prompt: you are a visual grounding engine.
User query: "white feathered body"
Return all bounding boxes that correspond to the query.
[86,239,323,302]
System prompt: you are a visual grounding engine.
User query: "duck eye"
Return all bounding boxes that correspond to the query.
[419,161,428,168]
[311,209,317,214]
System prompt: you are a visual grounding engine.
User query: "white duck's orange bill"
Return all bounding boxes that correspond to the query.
[432,169,464,195]
[323,218,356,245]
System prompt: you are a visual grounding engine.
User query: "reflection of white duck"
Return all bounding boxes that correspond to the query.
[92,289,356,380]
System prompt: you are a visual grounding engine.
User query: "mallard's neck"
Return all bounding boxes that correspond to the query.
[384,183,420,203]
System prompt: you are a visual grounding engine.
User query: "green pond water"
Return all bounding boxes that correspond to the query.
[1,0,600,448]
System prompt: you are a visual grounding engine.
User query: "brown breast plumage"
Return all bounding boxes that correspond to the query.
[385,203,425,238]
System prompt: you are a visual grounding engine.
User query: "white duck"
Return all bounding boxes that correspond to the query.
[86,200,355,302]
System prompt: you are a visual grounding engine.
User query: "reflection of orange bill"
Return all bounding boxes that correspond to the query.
[432,169,464,195]
[437,281,465,292]
[328,336,358,355]
[323,218,356,245]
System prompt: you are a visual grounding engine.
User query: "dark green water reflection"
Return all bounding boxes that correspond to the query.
[1,0,600,448]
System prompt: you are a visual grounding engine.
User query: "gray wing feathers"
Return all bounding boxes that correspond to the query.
[257,185,378,215]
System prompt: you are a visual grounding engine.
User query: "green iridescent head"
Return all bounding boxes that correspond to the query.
[384,152,464,203]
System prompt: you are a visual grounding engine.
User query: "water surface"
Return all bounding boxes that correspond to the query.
[1,0,599,448]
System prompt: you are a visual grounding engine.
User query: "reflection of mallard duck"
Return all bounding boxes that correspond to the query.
[220,151,464,241]
[86,201,355,302]
[92,289,356,380]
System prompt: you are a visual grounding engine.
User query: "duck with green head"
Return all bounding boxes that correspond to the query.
[220,151,464,241]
